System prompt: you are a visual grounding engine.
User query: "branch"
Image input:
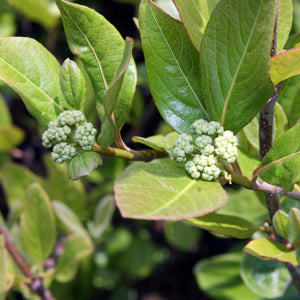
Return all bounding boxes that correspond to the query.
[0,225,56,300]
[92,143,168,161]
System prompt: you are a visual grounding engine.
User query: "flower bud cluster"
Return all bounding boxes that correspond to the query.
[170,119,238,181]
[42,110,97,164]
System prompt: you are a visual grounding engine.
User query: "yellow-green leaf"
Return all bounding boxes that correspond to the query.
[270,48,300,85]
[243,238,298,266]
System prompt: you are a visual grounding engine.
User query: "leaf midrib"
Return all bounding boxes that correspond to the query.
[150,3,209,119]
[144,179,196,216]
[259,151,300,174]
[221,1,263,124]
[0,57,64,111]
[61,1,108,91]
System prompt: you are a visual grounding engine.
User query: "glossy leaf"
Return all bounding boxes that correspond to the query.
[88,195,115,239]
[56,0,137,129]
[115,159,227,220]
[0,37,66,127]
[270,48,300,85]
[288,208,300,244]
[6,0,59,29]
[241,254,291,298]
[52,200,87,235]
[55,233,93,282]
[156,0,180,19]
[285,32,300,50]
[172,0,219,51]
[59,59,87,111]
[0,126,24,152]
[139,0,208,134]
[194,253,260,300]
[277,75,300,127]
[67,152,102,181]
[255,123,300,191]
[273,210,289,240]
[20,183,56,264]
[187,213,257,239]
[200,0,275,133]
[243,238,298,266]
[99,37,135,146]
[277,0,293,52]
[0,235,7,300]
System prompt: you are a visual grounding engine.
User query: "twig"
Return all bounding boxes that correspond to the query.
[258,2,300,293]
[0,225,56,300]
[92,142,168,161]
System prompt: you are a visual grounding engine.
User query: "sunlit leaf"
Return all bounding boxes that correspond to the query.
[0,37,66,126]
[172,0,219,51]
[270,48,300,85]
[187,213,257,239]
[243,238,298,265]
[139,0,208,134]
[200,0,275,133]
[115,159,227,220]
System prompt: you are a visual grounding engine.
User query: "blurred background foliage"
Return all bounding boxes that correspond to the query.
[0,0,300,299]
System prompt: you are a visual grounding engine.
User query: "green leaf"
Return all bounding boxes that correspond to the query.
[277,75,300,127]
[163,221,202,251]
[55,233,93,283]
[270,48,300,85]
[0,9,16,37]
[55,0,137,129]
[59,59,87,111]
[104,38,134,117]
[0,94,11,126]
[88,195,115,239]
[99,37,135,146]
[241,254,291,298]
[288,207,300,244]
[0,163,42,206]
[243,238,298,266]
[236,148,260,178]
[277,0,293,52]
[0,37,66,127]
[172,0,219,51]
[0,126,24,152]
[6,0,59,29]
[273,210,289,240]
[217,187,267,224]
[255,123,300,191]
[67,152,102,181]
[20,183,56,264]
[200,0,275,133]
[52,200,87,235]
[114,230,166,279]
[285,32,300,50]
[115,159,227,220]
[139,0,208,134]
[274,103,289,141]
[43,155,86,218]
[0,235,7,300]
[194,252,260,300]
[132,132,178,151]
[187,213,257,239]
